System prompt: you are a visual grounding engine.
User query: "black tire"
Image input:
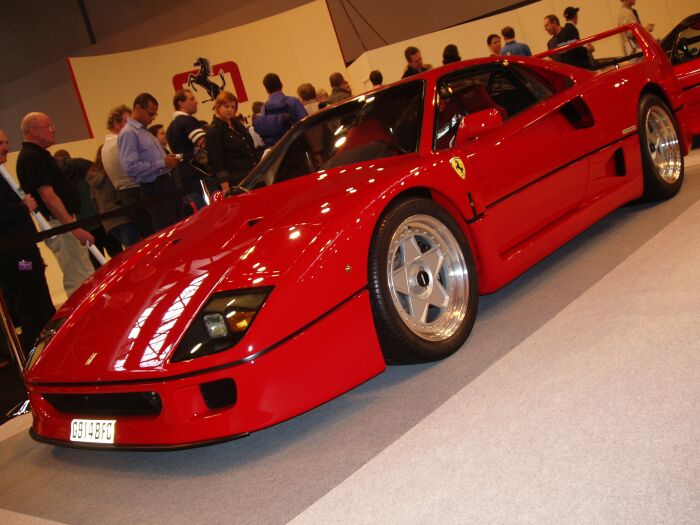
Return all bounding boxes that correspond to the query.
[638,94,684,201]
[368,198,478,364]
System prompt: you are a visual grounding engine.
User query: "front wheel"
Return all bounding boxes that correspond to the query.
[368,198,478,364]
[638,94,684,201]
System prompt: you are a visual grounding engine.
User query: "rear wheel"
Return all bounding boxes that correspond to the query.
[638,94,684,201]
[368,198,478,364]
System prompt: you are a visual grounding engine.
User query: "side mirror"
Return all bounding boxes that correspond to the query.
[455,108,504,147]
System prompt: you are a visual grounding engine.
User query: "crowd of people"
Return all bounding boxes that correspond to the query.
[411,1,654,75]
[0,0,655,368]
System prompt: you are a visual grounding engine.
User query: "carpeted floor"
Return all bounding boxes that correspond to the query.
[0,150,698,525]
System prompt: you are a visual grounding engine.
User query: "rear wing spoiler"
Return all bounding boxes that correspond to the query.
[535,24,660,69]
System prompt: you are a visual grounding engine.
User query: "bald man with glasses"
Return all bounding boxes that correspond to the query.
[16,112,94,297]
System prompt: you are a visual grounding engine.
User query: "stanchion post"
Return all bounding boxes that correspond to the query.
[0,290,32,418]
[0,290,25,372]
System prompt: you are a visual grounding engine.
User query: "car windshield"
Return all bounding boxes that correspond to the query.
[239,80,424,191]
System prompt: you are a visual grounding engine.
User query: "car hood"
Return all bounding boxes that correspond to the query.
[25,182,334,383]
[26,153,426,385]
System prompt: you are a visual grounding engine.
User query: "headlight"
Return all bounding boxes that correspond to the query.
[171,287,272,362]
[26,317,67,370]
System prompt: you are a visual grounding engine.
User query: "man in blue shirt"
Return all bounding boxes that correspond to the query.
[253,73,307,148]
[500,26,532,56]
[118,93,183,233]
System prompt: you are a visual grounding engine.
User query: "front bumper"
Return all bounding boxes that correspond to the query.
[26,290,385,450]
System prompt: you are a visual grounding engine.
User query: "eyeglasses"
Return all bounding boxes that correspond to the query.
[138,105,158,118]
[32,125,56,132]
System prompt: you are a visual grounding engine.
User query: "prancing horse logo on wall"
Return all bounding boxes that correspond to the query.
[450,156,466,179]
[172,59,249,104]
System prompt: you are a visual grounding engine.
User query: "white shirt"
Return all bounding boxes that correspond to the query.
[102,133,138,190]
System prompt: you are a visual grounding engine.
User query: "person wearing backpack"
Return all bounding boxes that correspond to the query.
[253,73,307,148]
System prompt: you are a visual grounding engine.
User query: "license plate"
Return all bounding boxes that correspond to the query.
[70,419,116,444]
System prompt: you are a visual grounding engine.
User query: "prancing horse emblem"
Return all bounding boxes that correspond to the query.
[450,156,466,179]
[187,57,226,103]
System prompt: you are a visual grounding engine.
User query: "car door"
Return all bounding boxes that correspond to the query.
[670,16,700,135]
[433,62,595,256]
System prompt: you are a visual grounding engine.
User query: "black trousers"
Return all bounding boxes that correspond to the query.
[139,175,184,233]
[0,251,56,355]
[117,186,155,238]
[88,225,123,269]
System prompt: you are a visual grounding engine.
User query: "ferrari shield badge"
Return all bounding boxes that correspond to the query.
[450,157,466,179]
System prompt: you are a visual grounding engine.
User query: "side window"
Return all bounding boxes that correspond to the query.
[673,23,700,65]
[434,63,555,150]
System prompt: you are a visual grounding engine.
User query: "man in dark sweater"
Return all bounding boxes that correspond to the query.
[0,128,55,363]
[166,89,208,210]
[402,46,431,78]
[544,13,591,68]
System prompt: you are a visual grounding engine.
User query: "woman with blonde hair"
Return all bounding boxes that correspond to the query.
[206,91,258,192]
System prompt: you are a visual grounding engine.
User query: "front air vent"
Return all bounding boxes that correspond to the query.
[560,96,594,129]
[44,392,162,416]
[200,378,237,410]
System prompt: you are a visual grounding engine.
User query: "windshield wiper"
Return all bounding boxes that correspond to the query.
[224,184,250,197]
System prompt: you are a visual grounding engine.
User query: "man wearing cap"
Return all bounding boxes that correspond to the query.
[561,7,581,41]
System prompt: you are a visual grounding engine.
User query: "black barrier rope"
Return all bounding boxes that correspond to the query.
[0,170,245,252]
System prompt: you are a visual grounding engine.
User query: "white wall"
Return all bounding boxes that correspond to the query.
[347,0,698,89]
[69,1,347,137]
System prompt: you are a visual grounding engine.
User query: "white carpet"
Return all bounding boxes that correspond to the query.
[290,189,700,524]
[0,414,30,445]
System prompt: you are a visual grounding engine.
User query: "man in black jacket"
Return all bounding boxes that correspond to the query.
[0,128,55,365]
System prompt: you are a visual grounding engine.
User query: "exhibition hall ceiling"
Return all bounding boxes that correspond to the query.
[325,0,532,61]
[1,0,526,86]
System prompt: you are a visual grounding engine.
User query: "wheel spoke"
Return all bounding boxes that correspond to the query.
[427,279,450,309]
[418,248,443,276]
[391,265,411,296]
[401,234,423,264]
[408,295,430,324]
